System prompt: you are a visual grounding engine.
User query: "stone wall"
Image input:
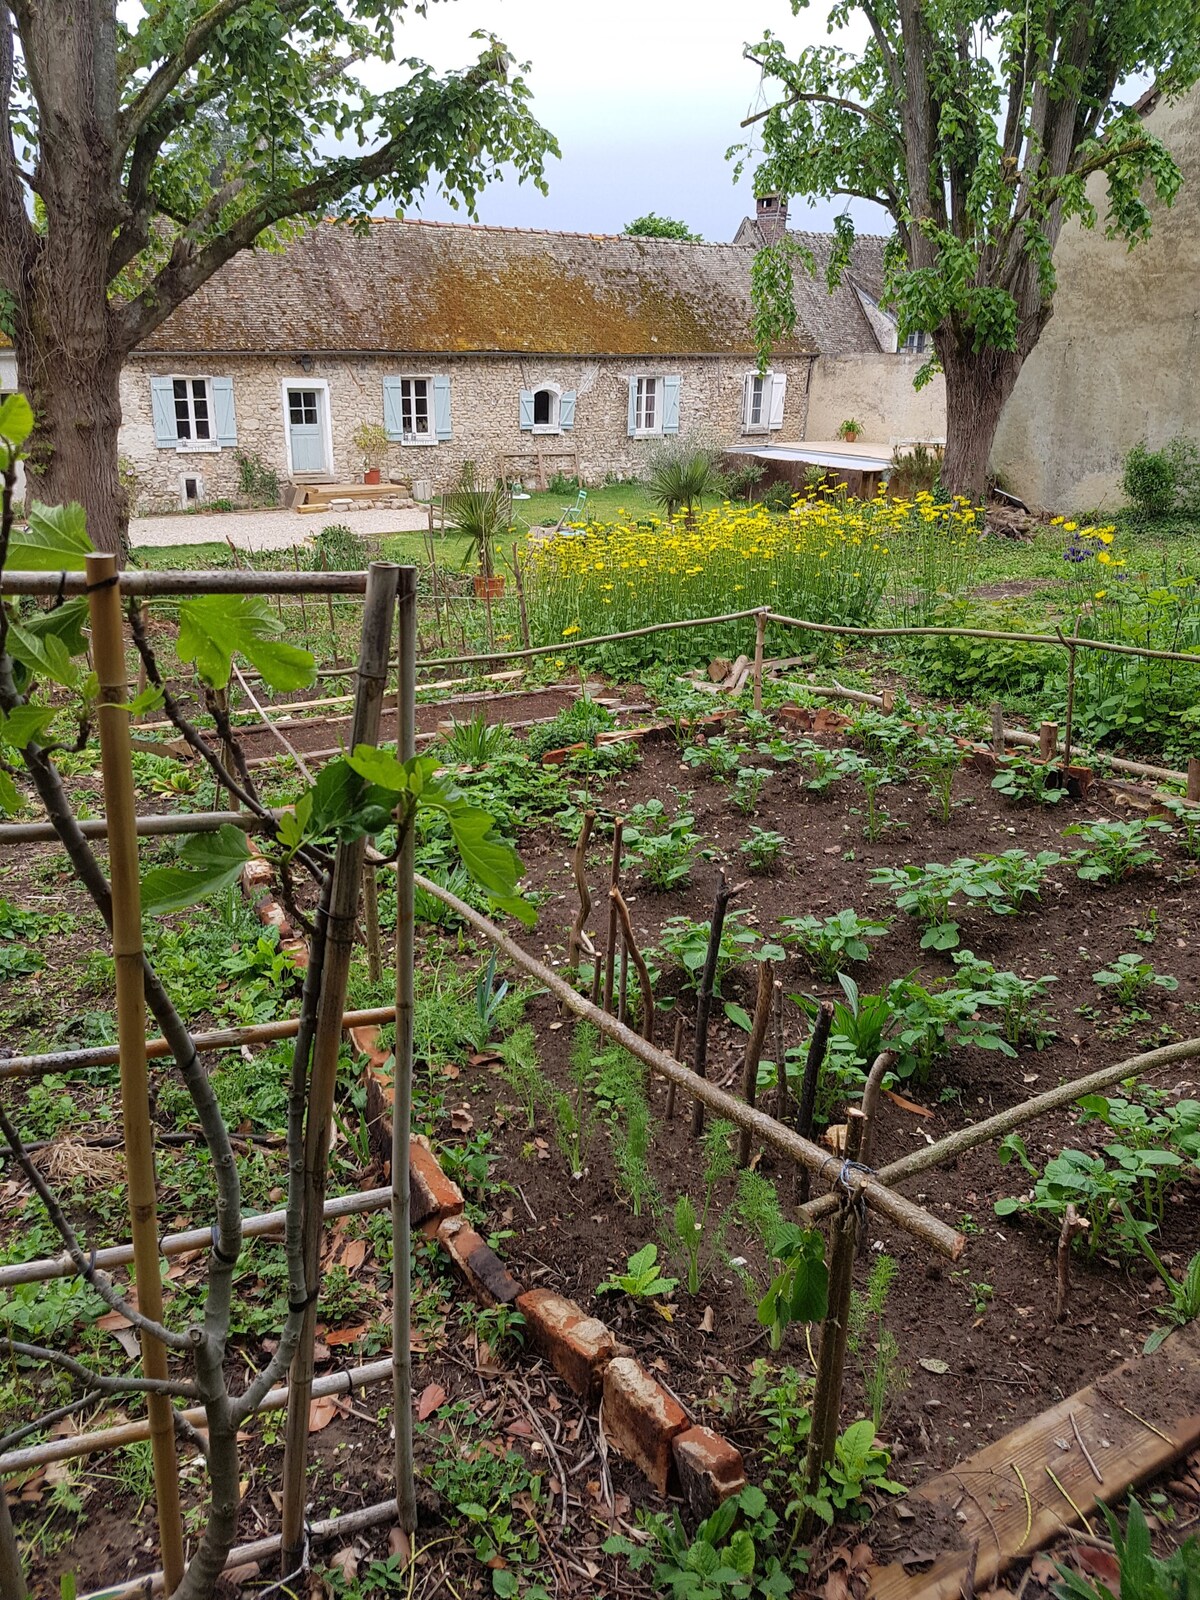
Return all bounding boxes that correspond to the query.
[805,351,946,446]
[992,86,1200,512]
[120,351,816,513]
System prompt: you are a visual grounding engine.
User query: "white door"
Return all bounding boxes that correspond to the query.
[286,387,328,474]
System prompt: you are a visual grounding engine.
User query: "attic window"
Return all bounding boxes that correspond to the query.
[902,330,928,354]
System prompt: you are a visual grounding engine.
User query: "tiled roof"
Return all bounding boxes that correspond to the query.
[782,231,894,356]
[140,219,819,358]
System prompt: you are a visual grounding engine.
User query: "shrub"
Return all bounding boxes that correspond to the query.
[311,523,369,570]
[647,440,722,520]
[1122,441,1177,517]
[234,449,280,507]
[761,479,795,513]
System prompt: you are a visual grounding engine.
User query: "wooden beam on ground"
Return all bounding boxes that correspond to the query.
[866,1318,1200,1600]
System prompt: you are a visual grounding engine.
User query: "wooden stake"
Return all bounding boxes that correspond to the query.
[737,960,775,1167]
[610,887,655,1045]
[1188,757,1200,804]
[803,1108,866,1526]
[1055,1203,1090,1323]
[566,809,596,974]
[0,1477,28,1600]
[991,702,1005,756]
[691,871,732,1138]
[392,566,419,1534]
[752,609,767,712]
[1062,634,1078,772]
[85,553,186,1595]
[666,1014,683,1120]
[601,819,624,1015]
[617,941,629,1026]
[513,543,532,652]
[795,1000,834,1203]
[363,864,382,983]
[858,1049,898,1170]
[279,563,401,1573]
[1039,721,1058,761]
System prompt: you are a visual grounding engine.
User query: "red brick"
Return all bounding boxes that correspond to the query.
[437,1215,523,1306]
[516,1289,615,1402]
[601,1356,688,1494]
[672,1426,747,1520]
[410,1140,463,1235]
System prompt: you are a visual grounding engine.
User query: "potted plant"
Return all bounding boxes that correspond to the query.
[352,421,389,485]
[447,465,509,598]
[838,418,865,444]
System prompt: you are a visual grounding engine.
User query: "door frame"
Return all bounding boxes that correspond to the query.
[280,377,335,478]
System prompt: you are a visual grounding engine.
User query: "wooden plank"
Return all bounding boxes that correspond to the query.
[867,1318,1200,1600]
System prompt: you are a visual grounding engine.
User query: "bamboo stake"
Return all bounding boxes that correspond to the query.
[279,563,401,1573]
[513,542,532,651]
[610,887,655,1045]
[666,1014,683,1120]
[752,608,767,712]
[691,871,732,1138]
[797,1034,1200,1228]
[737,959,775,1167]
[391,568,419,1536]
[84,552,186,1594]
[802,1108,866,1527]
[363,864,383,983]
[1,1185,391,1291]
[601,819,624,1015]
[794,1000,834,1204]
[566,809,596,973]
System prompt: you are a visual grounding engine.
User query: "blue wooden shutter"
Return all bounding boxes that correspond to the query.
[626,380,638,435]
[662,375,681,434]
[212,377,237,447]
[150,378,177,447]
[559,390,576,430]
[433,375,452,440]
[382,377,404,441]
[518,389,535,431]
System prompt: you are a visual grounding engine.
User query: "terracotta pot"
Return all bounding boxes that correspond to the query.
[364,467,382,485]
[474,575,506,600]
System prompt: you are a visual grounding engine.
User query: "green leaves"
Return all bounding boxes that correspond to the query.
[757,1226,828,1349]
[140,825,251,916]
[176,595,315,691]
[4,501,93,573]
[0,392,33,449]
[596,1243,679,1300]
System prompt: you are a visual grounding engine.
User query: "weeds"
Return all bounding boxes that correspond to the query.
[668,1120,738,1294]
[847,1255,906,1430]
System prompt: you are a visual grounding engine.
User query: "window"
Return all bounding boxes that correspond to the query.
[634,376,658,434]
[400,377,431,440]
[533,387,557,429]
[746,375,767,430]
[743,371,787,433]
[287,388,319,428]
[902,330,928,354]
[173,377,212,441]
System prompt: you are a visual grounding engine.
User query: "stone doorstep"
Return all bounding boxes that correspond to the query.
[672,1426,747,1521]
[436,1215,523,1306]
[515,1288,615,1404]
[602,1356,689,1495]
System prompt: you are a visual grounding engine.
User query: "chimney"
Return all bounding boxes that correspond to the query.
[756,193,789,245]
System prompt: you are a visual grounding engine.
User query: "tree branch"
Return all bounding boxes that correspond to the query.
[741,82,899,140]
[2,1339,199,1400]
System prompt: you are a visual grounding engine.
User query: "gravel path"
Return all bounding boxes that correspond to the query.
[129,504,436,552]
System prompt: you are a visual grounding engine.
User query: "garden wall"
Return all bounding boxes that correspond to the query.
[992,84,1200,513]
[117,351,816,513]
[804,350,945,447]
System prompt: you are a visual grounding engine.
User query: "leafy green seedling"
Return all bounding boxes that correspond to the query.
[596,1243,678,1300]
[779,908,890,980]
[1093,953,1178,1009]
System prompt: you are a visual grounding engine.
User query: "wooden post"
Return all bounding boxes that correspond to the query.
[85,553,186,1595]
[1188,757,1200,804]
[752,609,767,712]
[666,1013,683,1120]
[795,1000,834,1203]
[802,1108,866,1526]
[1039,721,1058,761]
[610,887,654,1045]
[1062,636,1078,773]
[990,702,1005,757]
[691,871,732,1138]
[601,819,624,1015]
[392,566,419,1534]
[566,809,596,974]
[513,543,532,652]
[279,563,401,1573]
[362,864,383,983]
[737,960,775,1167]
[617,941,629,1026]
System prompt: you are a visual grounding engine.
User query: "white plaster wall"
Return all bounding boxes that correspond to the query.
[119,352,815,513]
[804,352,946,445]
[992,87,1200,512]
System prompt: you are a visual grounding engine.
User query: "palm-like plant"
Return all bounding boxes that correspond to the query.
[447,465,509,579]
[648,445,721,521]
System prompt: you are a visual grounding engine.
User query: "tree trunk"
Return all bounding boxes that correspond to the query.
[938,342,1026,504]
[18,333,128,558]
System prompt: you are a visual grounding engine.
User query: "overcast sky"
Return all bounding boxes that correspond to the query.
[382,0,891,241]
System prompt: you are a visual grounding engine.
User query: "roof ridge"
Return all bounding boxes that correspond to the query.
[319,215,747,248]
